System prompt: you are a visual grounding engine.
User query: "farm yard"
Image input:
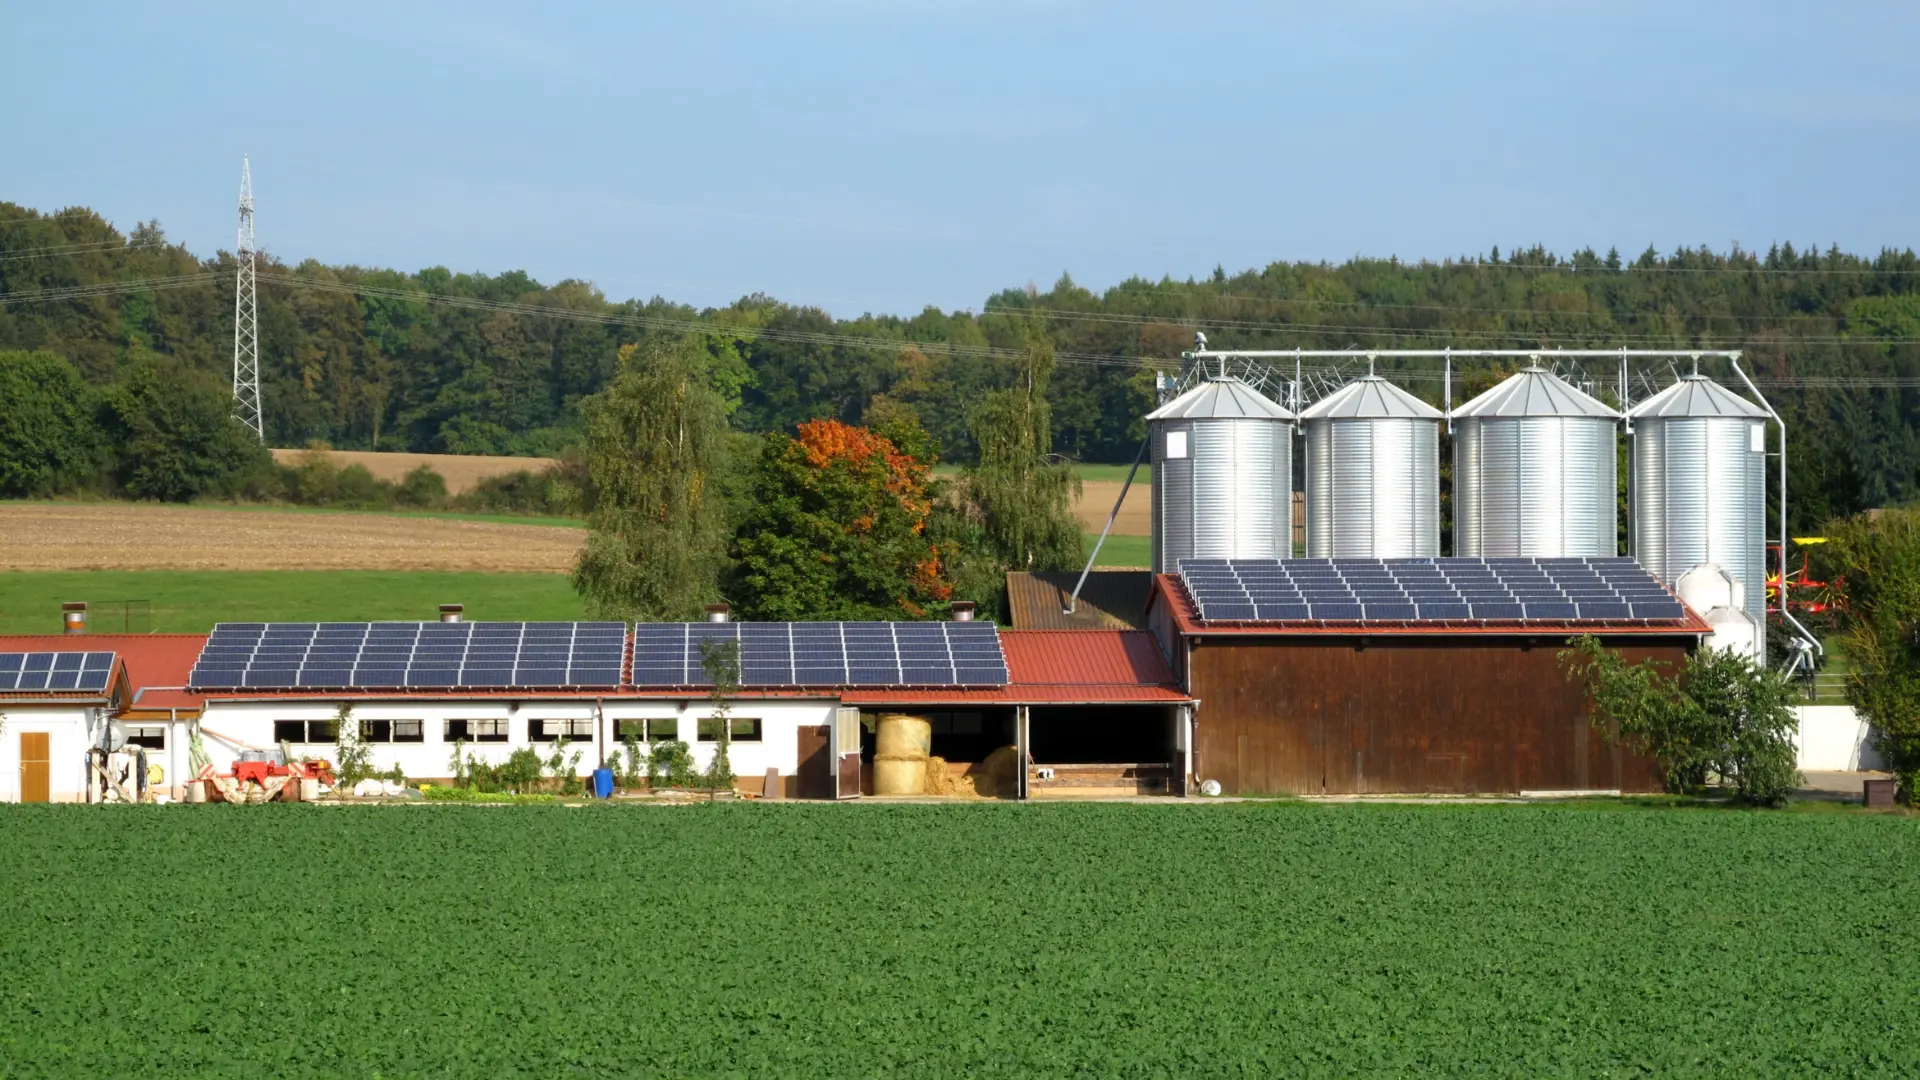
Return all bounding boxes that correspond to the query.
[0,802,1913,1077]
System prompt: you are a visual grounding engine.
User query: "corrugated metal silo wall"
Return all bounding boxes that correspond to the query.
[1151,418,1290,573]
[1632,416,1767,619]
[1306,419,1439,558]
[1452,417,1618,556]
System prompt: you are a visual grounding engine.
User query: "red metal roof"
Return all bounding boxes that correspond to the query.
[1150,574,1712,638]
[167,628,1189,708]
[0,633,209,709]
[843,630,1189,705]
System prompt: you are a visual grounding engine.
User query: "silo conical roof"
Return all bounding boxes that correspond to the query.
[1625,375,1769,419]
[1299,374,1443,420]
[1451,366,1619,419]
[1145,376,1295,421]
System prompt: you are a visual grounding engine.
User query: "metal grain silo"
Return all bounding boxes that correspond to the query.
[1451,367,1620,557]
[1299,375,1443,558]
[1147,376,1295,574]
[1627,375,1769,635]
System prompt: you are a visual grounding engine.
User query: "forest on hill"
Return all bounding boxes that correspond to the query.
[3,199,1919,534]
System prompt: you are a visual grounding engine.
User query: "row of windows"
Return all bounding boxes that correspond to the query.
[270,718,763,745]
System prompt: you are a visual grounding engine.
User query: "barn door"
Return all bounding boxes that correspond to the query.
[832,707,862,799]
[19,732,50,804]
[795,724,831,799]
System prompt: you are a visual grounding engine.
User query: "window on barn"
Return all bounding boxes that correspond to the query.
[274,719,337,743]
[620,718,681,742]
[697,717,760,742]
[530,718,594,742]
[445,718,508,743]
[361,720,425,744]
[123,726,166,750]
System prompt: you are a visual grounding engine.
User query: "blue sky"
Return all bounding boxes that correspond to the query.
[4,1,1915,316]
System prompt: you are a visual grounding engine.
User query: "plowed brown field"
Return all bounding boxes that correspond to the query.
[0,504,583,572]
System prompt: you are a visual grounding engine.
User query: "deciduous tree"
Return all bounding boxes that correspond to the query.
[572,336,732,621]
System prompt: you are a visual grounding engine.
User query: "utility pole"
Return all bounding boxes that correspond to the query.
[231,156,263,441]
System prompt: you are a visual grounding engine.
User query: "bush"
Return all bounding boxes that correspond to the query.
[396,464,447,508]
[1561,635,1801,806]
[1825,509,1920,801]
[647,740,697,789]
[0,350,105,497]
[104,355,268,501]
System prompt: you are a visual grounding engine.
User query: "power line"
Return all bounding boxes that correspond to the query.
[0,236,165,262]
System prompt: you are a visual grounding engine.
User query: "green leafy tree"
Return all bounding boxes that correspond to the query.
[331,705,376,793]
[1824,508,1920,800]
[572,336,733,620]
[104,354,269,502]
[963,318,1084,572]
[700,638,741,793]
[1560,635,1801,806]
[731,418,956,620]
[0,350,103,497]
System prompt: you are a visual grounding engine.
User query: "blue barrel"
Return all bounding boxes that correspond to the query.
[591,768,614,799]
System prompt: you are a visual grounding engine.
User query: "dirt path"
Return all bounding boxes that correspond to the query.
[0,504,583,572]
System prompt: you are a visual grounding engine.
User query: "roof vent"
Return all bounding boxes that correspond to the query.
[62,602,87,635]
[950,601,977,622]
[705,603,732,624]
[439,604,464,623]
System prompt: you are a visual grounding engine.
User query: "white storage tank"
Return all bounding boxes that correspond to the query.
[1300,374,1443,558]
[1147,376,1295,574]
[1627,374,1769,650]
[1451,367,1621,557]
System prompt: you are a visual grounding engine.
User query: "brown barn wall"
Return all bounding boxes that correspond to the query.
[1189,635,1682,795]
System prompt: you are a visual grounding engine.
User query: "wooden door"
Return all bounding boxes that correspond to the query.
[19,732,50,804]
[795,724,831,799]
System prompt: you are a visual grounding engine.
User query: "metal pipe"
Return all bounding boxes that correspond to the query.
[1729,356,1823,665]
[1066,437,1150,613]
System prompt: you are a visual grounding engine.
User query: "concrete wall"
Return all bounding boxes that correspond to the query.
[1793,705,1886,772]
[196,697,840,783]
[0,704,97,803]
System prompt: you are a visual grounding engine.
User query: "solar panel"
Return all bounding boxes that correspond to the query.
[1177,557,1696,626]
[627,620,1008,688]
[0,651,117,692]
[187,623,628,690]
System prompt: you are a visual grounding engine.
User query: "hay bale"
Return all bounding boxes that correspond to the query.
[873,756,926,795]
[874,713,932,759]
[969,745,1020,799]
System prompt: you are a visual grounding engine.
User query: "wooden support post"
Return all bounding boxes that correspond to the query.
[1016,705,1030,801]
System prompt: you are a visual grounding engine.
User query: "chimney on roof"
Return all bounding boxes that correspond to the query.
[950,601,977,622]
[705,603,731,624]
[439,604,464,623]
[62,602,87,635]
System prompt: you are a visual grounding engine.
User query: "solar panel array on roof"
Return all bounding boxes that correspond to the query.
[188,623,626,690]
[631,621,1009,687]
[1177,557,1689,623]
[0,651,115,692]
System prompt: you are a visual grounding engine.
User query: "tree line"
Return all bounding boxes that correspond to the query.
[5,201,1920,534]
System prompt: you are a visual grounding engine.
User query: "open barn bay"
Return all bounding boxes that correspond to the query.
[0,802,1913,1077]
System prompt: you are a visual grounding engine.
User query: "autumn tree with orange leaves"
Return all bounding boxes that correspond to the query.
[730,417,960,621]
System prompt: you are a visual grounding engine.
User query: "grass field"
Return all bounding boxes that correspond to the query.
[0,802,1912,1075]
[0,550,1148,631]
[0,571,586,633]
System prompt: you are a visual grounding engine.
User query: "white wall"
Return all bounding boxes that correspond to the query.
[197,697,840,784]
[1793,705,1886,772]
[0,703,97,803]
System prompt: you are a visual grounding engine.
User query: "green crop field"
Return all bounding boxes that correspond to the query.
[0,570,586,633]
[1085,532,1150,568]
[1,803,1913,1076]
